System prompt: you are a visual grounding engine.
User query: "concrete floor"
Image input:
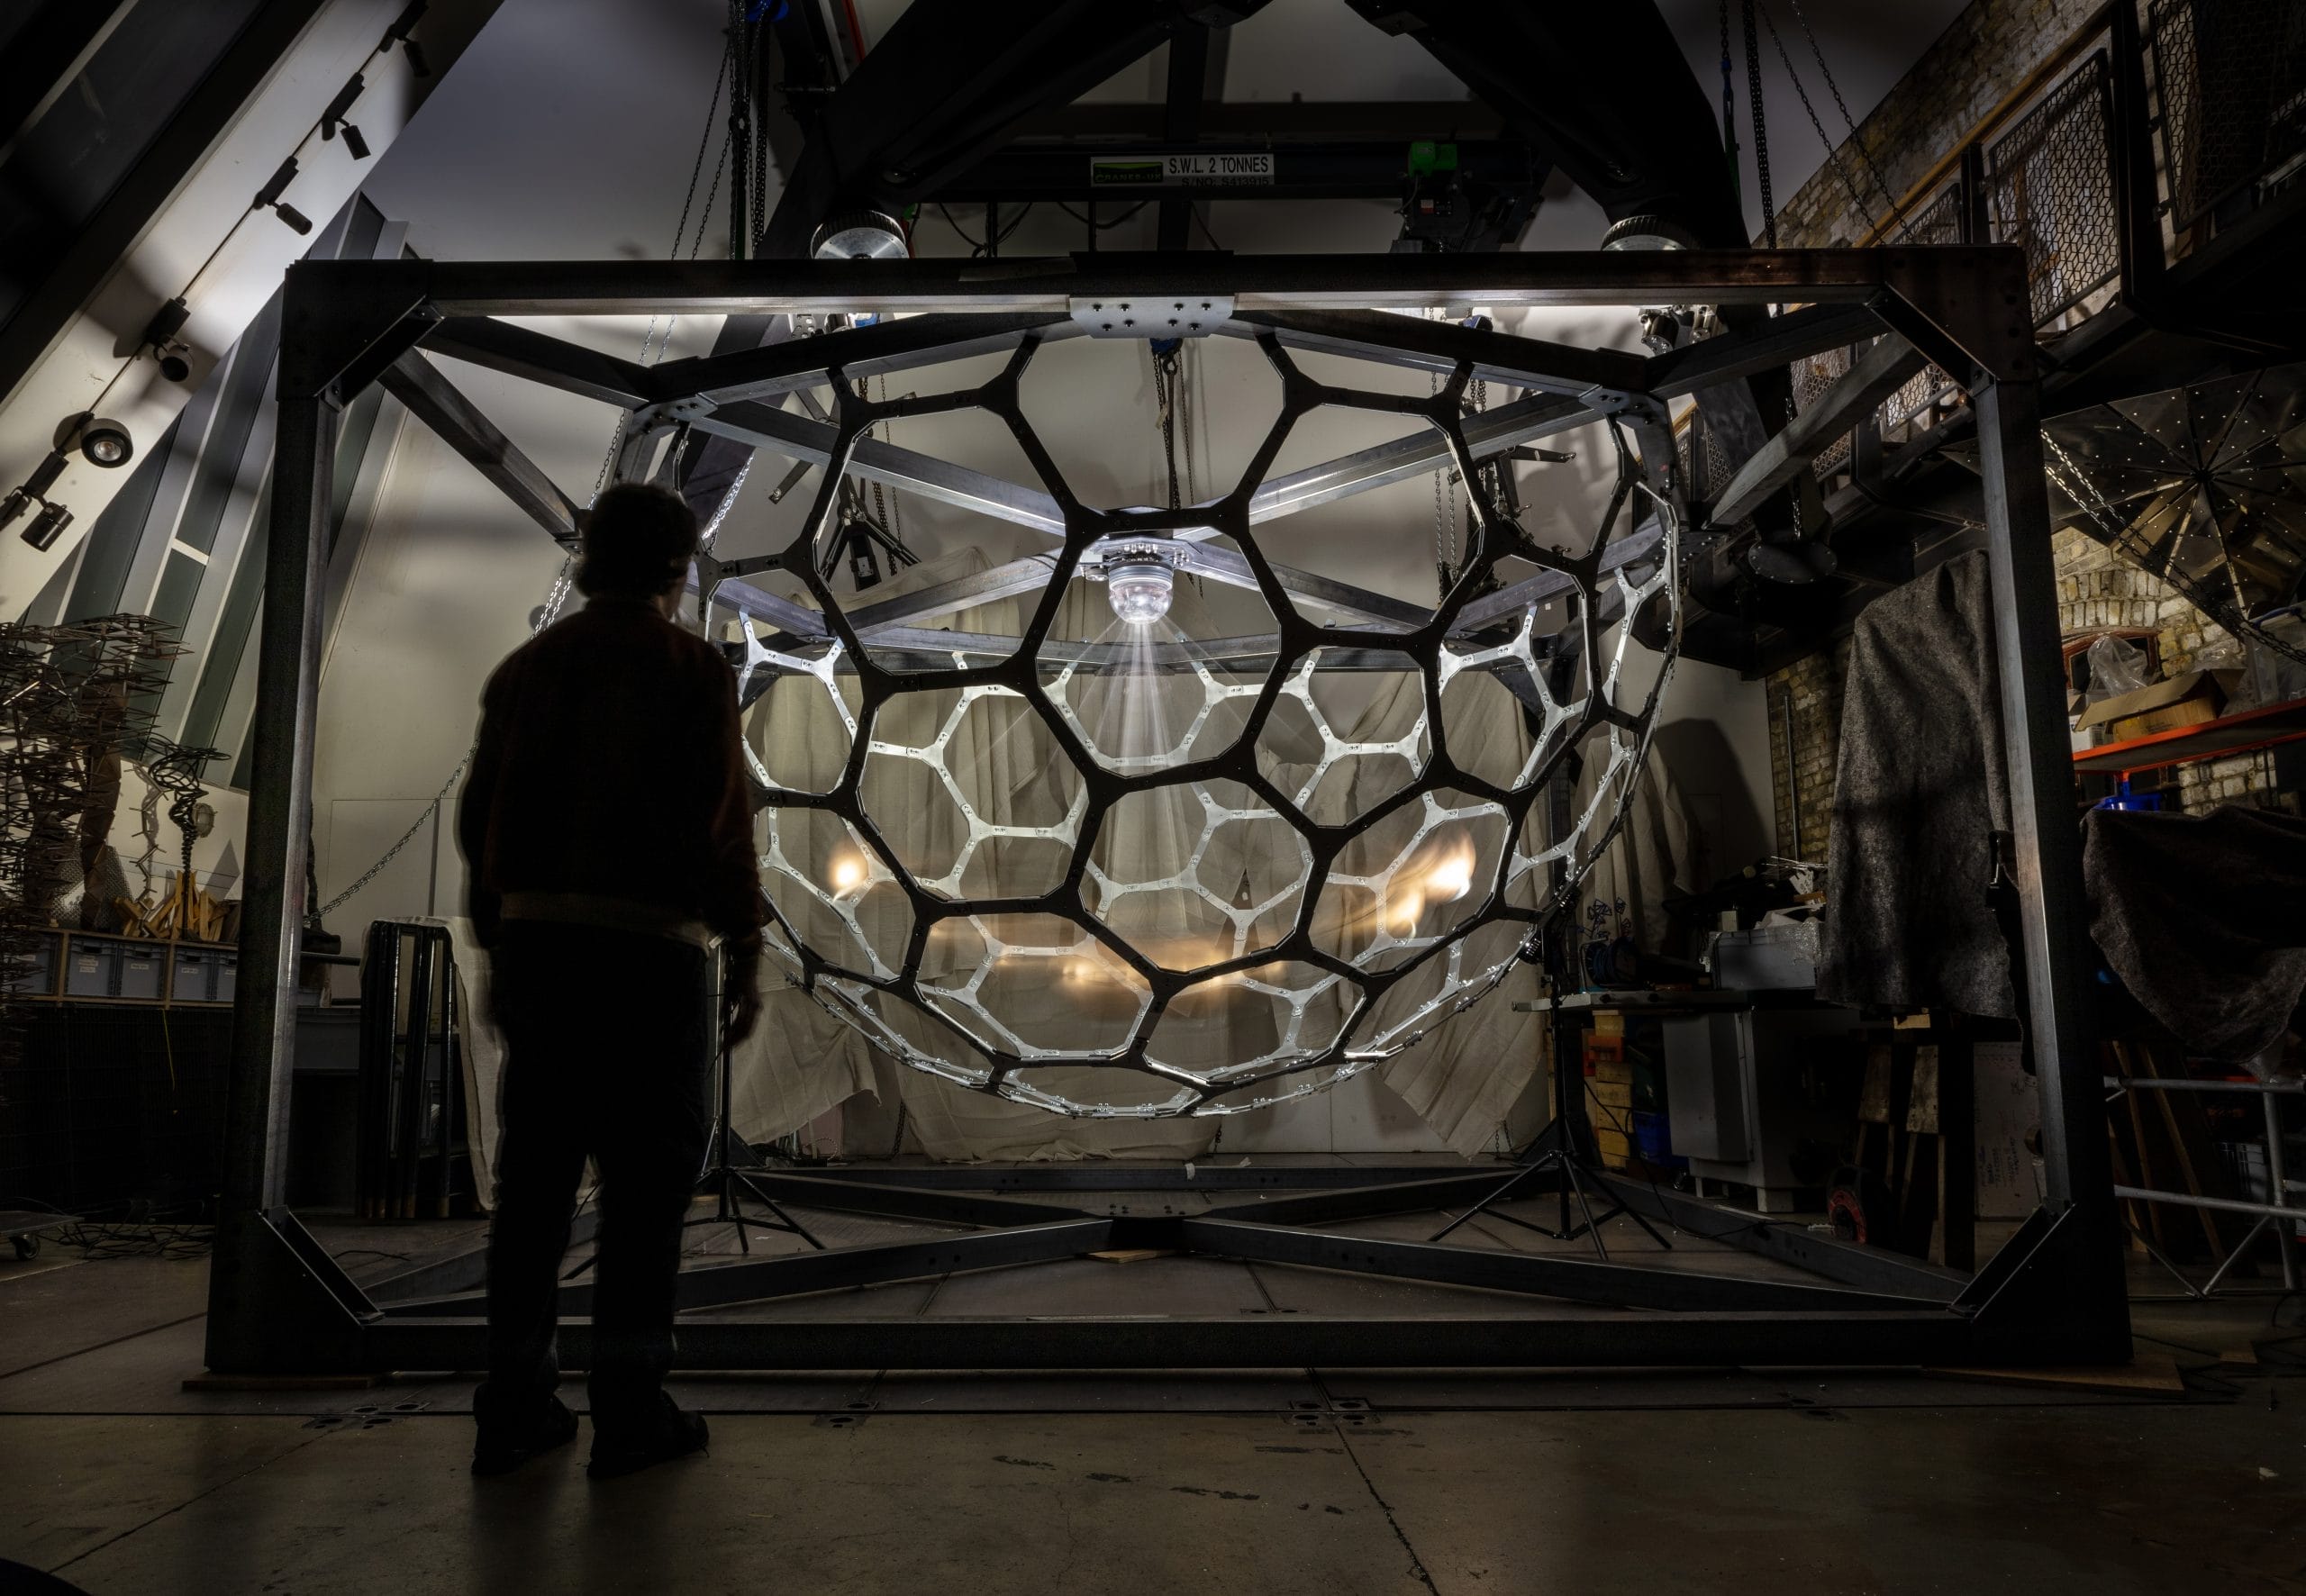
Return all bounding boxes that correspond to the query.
[4,1190,2303,1595]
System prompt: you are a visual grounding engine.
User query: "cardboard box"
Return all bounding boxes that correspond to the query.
[1587,1079,1634,1109]
[1593,1127,1632,1158]
[2074,669,2242,743]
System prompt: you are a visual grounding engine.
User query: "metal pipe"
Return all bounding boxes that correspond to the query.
[2265,1088,2300,1292]
[2103,1075,2306,1094]
[2113,1185,2303,1222]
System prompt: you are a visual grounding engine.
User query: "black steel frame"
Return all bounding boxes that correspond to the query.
[203,246,2129,1374]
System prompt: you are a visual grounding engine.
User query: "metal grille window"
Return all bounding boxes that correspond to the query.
[1790,344,1856,478]
[1987,50,2121,329]
[2151,0,2306,230]
[1903,181,1967,248]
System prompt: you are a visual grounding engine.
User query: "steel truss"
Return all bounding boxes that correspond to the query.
[205,247,2128,1374]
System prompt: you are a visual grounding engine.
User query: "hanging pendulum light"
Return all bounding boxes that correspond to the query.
[1103,545,1176,626]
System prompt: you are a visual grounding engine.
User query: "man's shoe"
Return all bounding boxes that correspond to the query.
[471,1393,578,1476]
[587,1392,710,1480]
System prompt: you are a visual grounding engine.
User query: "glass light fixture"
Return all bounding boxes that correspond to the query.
[1103,547,1175,626]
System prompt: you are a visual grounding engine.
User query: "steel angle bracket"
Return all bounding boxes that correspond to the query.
[1070,294,1236,338]
[203,1209,379,1375]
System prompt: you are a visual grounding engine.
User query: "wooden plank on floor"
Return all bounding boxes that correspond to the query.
[1922,1347,2186,1395]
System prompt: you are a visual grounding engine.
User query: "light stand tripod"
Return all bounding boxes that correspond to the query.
[684,960,823,1255]
[1430,932,1673,1258]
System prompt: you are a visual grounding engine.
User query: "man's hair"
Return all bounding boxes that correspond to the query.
[574,483,699,598]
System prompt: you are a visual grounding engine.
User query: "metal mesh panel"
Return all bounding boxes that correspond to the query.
[2151,0,2306,229]
[1790,344,1855,478]
[1880,365,1966,450]
[1987,50,2121,328]
[1902,182,1967,248]
[1678,405,1739,507]
[724,335,1681,1119]
[1875,183,1968,448]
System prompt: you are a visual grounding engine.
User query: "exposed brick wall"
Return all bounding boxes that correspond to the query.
[2054,527,2162,635]
[2055,529,2280,812]
[1760,2,2110,851]
[1765,638,1852,859]
[1768,0,2109,249]
[1762,0,2293,830]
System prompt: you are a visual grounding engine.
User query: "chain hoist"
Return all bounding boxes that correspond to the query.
[1152,342,1185,509]
[1741,0,1776,247]
[1430,366,1457,597]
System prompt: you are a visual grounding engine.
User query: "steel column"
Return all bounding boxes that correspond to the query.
[1973,373,2125,1329]
[207,391,337,1371]
[1975,376,2108,1211]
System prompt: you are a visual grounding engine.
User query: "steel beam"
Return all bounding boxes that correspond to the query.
[691,386,1601,555]
[366,1210,600,1306]
[936,141,1539,206]
[383,1219,1113,1319]
[683,398,1067,536]
[352,249,2006,316]
[364,1310,1978,1371]
[760,520,1661,658]
[734,1171,1090,1228]
[835,554,1060,630]
[692,569,828,638]
[1203,1170,1521,1225]
[1225,308,1646,398]
[1593,1173,1967,1302]
[657,312,1079,405]
[422,317,657,408]
[1183,540,1433,628]
[1708,336,1928,525]
[776,1163,1503,1192]
[1454,520,1666,630]
[1642,302,1885,400]
[379,352,581,547]
[1183,1218,1948,1313]
[1240,393,1605,524]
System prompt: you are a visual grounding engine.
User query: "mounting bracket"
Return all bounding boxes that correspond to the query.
[1070,294,1235,337]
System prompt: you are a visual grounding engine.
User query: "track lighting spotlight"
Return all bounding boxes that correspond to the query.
[77,419,134,469]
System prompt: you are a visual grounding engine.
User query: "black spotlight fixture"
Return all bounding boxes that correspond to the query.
[322,76,370,160]
[1,450,69,547]
[77,417,134,469]
[22,500,73,551]
[254,157,313,235]
[142,296,195,382]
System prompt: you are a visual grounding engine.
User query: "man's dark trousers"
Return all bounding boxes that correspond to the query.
[478,921,712,1428]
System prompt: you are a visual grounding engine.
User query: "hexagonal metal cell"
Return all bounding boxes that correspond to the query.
[734,331,1679,1116]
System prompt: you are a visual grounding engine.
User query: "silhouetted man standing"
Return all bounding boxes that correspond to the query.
[459,483,763,1478]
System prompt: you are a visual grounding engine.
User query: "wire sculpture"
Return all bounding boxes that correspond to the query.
[713,331,1681,1118]
[137,736,226,939]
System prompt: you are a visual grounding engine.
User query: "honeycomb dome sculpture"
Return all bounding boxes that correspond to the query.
[712,331,1680,1118]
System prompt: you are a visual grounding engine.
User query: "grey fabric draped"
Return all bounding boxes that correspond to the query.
[2084,804,2306,1061]
[1815,551,2018,1017]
